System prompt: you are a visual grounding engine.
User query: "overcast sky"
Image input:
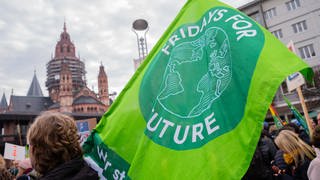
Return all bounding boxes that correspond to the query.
[0,0,253,100]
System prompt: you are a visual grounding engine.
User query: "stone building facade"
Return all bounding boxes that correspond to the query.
[239,0,320,119]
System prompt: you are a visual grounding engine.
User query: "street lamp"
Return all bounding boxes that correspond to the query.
[132,19,149,70]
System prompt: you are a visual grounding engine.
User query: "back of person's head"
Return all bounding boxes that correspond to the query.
[269,125,277,134]
[27,111,82,175]
[283,123,300,134]
[311,125,320,148]
[275,130,315,167]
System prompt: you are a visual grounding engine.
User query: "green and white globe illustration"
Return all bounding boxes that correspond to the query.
[156,27,232,118]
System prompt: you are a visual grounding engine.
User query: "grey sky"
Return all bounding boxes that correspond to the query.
[0,0,253,99]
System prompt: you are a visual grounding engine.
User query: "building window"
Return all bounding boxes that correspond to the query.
[286,0,301,11]
[249,11,263,25]
[298,44,316,59]
[271,29,283,39]
[264,8,277,20]
[292,20,307,33]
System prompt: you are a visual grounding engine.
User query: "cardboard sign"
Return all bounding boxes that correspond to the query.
[4,143,26,160]
[286,72,305,92]
[76,118,97,145]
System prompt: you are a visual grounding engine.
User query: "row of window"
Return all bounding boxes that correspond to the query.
[74,106,98,112]
[261,1,316,60]
[264,0,301,19]
[286,0,301,11]
[270,29,316,59]
[299,44,316,59]
[271,20,307,39]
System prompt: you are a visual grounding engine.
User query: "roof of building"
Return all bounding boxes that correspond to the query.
[48,103,60,109]
[27,72,44,97]
[9,96,53,113]
[0,93,8,109]
[98,63,107,78]
[238,0,267,10]
[73,96,103,105]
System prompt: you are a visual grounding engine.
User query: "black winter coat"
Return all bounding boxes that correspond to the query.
[40,157,99,180]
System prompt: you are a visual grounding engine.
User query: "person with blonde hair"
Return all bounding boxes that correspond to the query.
[27,111,98,179]
[307,125,320,180]
[275,130,315,180]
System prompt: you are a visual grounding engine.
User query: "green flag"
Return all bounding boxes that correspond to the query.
[283,96,310,135]
[83,0,313,179]
[269,105,284,129]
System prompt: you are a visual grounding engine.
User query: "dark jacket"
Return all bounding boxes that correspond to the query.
[276,155,312,180]
[273,150,294,180]
[274,150,289,170]
[259,136,277,165]
[292,157,312,180]
[242,146,273,180]
[40,157,99,180]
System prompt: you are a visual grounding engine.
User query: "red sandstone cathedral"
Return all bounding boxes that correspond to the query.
[0,23,110,149]
[45,22,110,113]
[0,22,110,115]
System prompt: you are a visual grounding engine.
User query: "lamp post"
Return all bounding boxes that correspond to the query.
[132,19,149,70]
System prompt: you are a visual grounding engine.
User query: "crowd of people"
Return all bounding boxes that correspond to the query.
[243,117,320,180]
[1,111,320,179]
[0,112,98,180]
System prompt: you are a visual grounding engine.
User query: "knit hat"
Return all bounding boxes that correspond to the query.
[18,158,32,170]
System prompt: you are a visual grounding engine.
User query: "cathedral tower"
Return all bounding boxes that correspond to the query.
[98,63,109,106]
[59,62,73,113]
[46,22,86,102]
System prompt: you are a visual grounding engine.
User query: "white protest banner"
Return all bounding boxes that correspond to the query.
[286,72,306,92]
[4,142,26,160]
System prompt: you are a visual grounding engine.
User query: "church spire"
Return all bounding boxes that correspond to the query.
[63,21,67,32]
[27,71,44,97]
[0,92,8,111]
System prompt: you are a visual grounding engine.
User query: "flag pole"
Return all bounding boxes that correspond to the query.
[296,86,313,136]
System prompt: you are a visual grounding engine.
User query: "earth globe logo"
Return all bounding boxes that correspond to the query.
[155,27,232,118]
